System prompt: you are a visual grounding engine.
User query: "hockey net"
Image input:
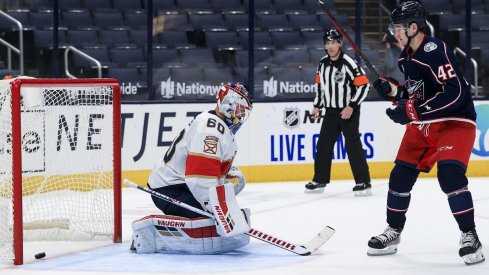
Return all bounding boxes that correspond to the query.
[0,78,121,265]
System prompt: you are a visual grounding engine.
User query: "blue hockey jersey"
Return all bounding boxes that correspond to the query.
[398,35,476,122]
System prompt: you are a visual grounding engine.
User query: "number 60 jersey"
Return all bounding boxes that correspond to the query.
[148,110,237,209]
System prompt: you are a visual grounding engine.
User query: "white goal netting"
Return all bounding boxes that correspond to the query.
[0,78,120,263]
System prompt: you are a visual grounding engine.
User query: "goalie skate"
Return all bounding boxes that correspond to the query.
[367,226,402,256]
[353,182,372,197]
[304,181,327,193]
[459,229,485,265]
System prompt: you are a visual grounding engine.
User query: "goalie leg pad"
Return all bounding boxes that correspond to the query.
[132,217,158,254]
[131,215,249,254]
[209,184,250,237]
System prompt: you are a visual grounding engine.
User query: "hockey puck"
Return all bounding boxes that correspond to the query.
[35,252,46,259]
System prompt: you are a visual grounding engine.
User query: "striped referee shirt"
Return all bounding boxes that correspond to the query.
[314,51,370,109]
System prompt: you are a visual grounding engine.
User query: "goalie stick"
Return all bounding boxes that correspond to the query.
[124,179,335,256]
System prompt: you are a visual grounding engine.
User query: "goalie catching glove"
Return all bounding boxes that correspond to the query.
[225,166,246,195]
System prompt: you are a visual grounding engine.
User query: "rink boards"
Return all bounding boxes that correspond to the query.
[121,100,489,184]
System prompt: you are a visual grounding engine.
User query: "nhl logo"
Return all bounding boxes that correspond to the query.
[283,108,300,128]
[333,71,344,83]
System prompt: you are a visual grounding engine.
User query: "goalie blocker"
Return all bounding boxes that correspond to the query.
[132,184,251,254]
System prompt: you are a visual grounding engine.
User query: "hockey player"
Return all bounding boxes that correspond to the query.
[369,1,484,265]
[131,82,253,254]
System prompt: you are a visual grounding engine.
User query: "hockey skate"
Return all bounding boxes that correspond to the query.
[353,182,372,197]
[304,181,327,193]
[459,229,485,265]
[367,226,402,256]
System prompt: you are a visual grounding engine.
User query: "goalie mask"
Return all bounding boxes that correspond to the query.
[217,82,252,134]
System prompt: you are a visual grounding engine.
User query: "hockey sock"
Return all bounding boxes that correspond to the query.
[447,187,475,233]
[386,189,411,229]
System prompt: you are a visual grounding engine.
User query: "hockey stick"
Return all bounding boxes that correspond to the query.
[124,179,335,256]
[315,0,380,79]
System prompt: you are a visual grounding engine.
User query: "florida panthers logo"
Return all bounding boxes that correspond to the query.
[405,78,424,100]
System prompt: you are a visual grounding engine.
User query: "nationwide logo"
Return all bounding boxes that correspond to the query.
[160,77,223,99]
[283,108,300,128]
[263,76,316,98]
[473,104,489,157]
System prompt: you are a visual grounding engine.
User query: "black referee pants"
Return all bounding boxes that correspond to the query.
[313,107,370,184]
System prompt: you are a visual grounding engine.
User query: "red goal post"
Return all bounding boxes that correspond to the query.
[0,78,121,265]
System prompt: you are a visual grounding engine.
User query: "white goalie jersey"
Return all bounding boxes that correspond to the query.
[148,111,237,209]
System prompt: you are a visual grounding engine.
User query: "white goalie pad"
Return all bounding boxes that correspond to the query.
[225,166,246,195]
[208,184,250,237]
[131,215,249,254]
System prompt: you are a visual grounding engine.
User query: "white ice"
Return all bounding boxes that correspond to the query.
[1,177,488,275]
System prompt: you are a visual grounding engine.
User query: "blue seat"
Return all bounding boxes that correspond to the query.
[99,28,130,46]
[205,30,239,48]
[62,9,93,28]
[472,15,489,31]
[5,9,30,27]
[238,31,272,49]
[171,67,204,82]
[203,67,234,84]
[270,30,303,49]
[30,11,55,29]
[210,0,242,12]
[243,0,272,12]
[34,29,67,48]
[107,67,142,84]
[125,10,147,28]
[73,46,113,67]
[302,30,323,48]
[188,13,224,29]
[150,0,177,12]
[256,14,289,30]
[288,14,319,30]
[452,0,485,14]
[152,47,180,66]
[59,0,83,10]
[129,30,148,46]
[273,0,303,13]
[459,31,489,48]
[175,0,210,11]
[112,0,142,11]
[179,48,216,64]
[93,11,124,28]
[273,49,309,65]
[158,30,189,47]
[268,66,302,82]
[235,48,274,67]
[223,12,248,30]
[67,29,99,47]
[419,0,452,15]
[438,14,465,31]
[82,0,112,10]
[110,46,145,67]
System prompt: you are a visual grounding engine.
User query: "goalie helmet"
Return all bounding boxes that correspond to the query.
[217,82,252,134]
[323,29,342,42]
[389,1,426,33]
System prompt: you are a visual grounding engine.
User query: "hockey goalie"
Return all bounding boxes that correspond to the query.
[131,83,253,254]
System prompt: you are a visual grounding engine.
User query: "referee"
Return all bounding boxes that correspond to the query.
[305,29,372,196]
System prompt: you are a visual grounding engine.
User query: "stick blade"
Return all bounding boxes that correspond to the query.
[305,226,335,253]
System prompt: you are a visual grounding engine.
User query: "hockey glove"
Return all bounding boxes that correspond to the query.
[373,76,402,101]
[386,99,422,125]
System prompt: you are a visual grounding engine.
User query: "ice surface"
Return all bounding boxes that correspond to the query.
[1,178,488,275]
